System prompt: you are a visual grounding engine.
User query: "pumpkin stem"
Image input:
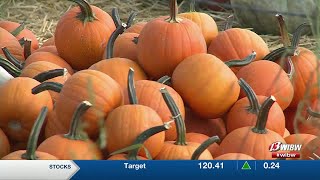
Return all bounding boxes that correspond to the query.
[18,37,25,46]
[111,8,122,28]
[23,38,32,59]
[105,23,127,59]
[225,51,256,68]
[263,46,296,62]
[10,22,25,37]
[127,68,138,104]
[126,11,138,28]
[224,14,234,30]
[252,96,276,134]
[166,0,181,23]
[307,107,320,118]
[1,47,24,69]
[69,0,97,23]
[157,75,172,86]
[291,23,311,48]
[33,68,68,83]
[286,57,295,80]
[276,14,291,47]
[191,135,220,160]
[238,78,260,114]
[189,0,196,12]
[64,101,92,140]
[21,106,48,160]
[31,82,63,94]
[160,87,187,145]
[0,56,21,77]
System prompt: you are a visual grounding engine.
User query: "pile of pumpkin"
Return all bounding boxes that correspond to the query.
[0,0,319,160]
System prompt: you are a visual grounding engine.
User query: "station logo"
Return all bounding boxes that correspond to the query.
[269,141,302,158]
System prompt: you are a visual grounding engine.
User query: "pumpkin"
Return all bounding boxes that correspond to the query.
[42,37,55,47]
[110,33,139,62]
[217,96,286,159]
[0,21,39,50]
[33,46,59,56]
[2,107,57,160]
[226,78,285,136]
[124,22,147,34]
[108,123,170,160]
[137,0,207,79]
[155,87,213,160]
[172,53,239,119]
[54,0,116,70]
[123,79,185,141]
[0,77,53,143]
[105,69,164,158]
[38,101,103,160]
[0,128,10,158]
[283,128,290,138]
[208,27,269,73]
[301,137,320,160]
[185,107,227,140]
[0,27,24,61]
[236,60,294,110]
[230,0,318,35]
[285,133,317,160]
[214,153,255,160]
[179,0,219,46]
[186,133,220,157]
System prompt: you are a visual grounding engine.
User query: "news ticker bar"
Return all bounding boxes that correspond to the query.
[0,160,317,180]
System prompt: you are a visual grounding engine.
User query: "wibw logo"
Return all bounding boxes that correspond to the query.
[269,142,302,159]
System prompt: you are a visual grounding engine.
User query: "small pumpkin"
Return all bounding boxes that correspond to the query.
[137,0,207,79]
[214,153,255,160]
[2,107,57,160]
[0,128,10,158]
[217,96,286,159]
[37,101,103,160]
[285,133,317,160]
[111,33,139,62]
[54,0,116,70]
[301,137,320,160]
[124,22,147,34]
[0,27,24,61]
[105,69,164,158]
[33,46,59,56]
[186,133,220,157]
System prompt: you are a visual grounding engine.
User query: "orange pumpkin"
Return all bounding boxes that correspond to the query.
[214,153,255,160]
[55,0,116,70]
[217,96,286,159]
[283,128,290,138]
[284,133,317,160]
[172,53,239,119]
[137,0,207,79]
[186,133,220,157]
[38,101,103,160]
[33,45,59,56]
[301,137,320,160]
[0,128,10,158]
[125,22,147,34]
[0,27,24,61]
[110,33,139,62]
[2,107,57,160]
[226,78,285,136]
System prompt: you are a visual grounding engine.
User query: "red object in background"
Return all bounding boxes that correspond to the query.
[198,0,230,11]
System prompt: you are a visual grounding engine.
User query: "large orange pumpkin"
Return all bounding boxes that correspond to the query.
[0,128,10,158]
[54,0,116,70]
[137,0,207,79]
[0,27,24,61]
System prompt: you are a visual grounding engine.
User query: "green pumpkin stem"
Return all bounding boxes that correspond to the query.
[64,101,92,140]
[33,68,68,83]
[10,22,25,37]
[189,0,196,12]
[160,87,187,145]
[238,78,260,114]
[252,96,276,134]
[276,14,291,47]
[307,107,320,118]
[31,82,63,94]
[126,12,138,28]
[1,47,24,69]
[225,51,256,68]
[263,46,296,62]
[167,0,180,23]
[111,8,122,28]
[18,37,25,46]
[224,14,234,30]
[0,56,21,77]
[127,68,138,104]
[105,23,127,59]
[291,23,311,48]
[23,38,32,59]
[157,75,172,86]
[191,136,220,160]
[21,106,48,160]
[69,0,96,23]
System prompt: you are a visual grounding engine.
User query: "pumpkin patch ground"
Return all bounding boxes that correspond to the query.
[0,0,319,161]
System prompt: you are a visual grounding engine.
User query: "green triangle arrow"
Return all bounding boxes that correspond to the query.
[241,161,251,170]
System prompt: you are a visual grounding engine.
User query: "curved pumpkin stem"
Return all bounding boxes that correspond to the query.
[157,75,172,86]
[160,87,187,145]
[21,106,48,160]
[0,56,21,77]
[23,38,32,59]
[166,0,180,23]
[69,0,96,23]
[276,14,291,47]
[32,82,63,94]
[111,8,122,28]
[64,101,92,140]
[1,47,24,69]
[263,46,296,62]
[10,22,25,37]
[238,78,260,114]
[127,68,138,104]
[224,14,234,30]
[33,68,68,83]
[307,107,320,118]
[105,23,127,59]
[126,11,138,28]
[225,51,256,68]
[252,96,276,134]
[191,136,220,160]
[286,57,295,80]
[291,23,311,48]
